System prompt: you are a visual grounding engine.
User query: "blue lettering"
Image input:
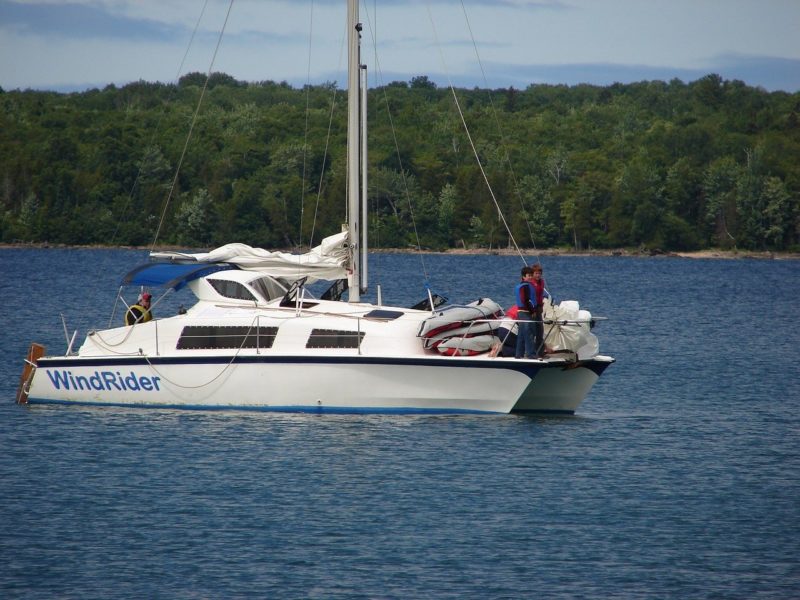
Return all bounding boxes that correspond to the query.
[46,370,70,390]
[102,371,122,391]
[45,369,159,393]
[124,372,140,391]
[88,373,104,391]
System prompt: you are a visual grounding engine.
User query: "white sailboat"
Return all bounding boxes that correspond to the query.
[16,1,613,414]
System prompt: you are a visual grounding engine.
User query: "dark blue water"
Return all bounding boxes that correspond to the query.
[1,249,799,598]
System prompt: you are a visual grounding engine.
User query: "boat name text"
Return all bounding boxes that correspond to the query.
[46,370,162,392]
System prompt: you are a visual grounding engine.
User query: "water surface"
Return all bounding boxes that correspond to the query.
[1,249,798,598]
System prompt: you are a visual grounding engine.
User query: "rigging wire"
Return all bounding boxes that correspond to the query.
[299,0,315,249]
[361,1,431,284]
[367,0,381,263]
[111,0,211,246]
[307,85,341,250]
[425,2,525,263]
[307,20,348,250]
[458,0,538,266]
[424,2,525,265]
[150,0,236,252]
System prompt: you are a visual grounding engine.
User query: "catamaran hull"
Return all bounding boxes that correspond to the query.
[25,355,613,414]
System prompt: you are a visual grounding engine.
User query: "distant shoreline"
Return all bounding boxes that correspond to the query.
[1,242,797,260]
[433,247,800,260]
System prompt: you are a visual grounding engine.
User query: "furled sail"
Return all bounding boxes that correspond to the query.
[151,231,350,283]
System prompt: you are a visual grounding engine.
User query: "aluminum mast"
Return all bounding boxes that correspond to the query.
[346,0,365,301]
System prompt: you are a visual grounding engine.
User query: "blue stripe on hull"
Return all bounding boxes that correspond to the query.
[24,397,500,415]
[510,409,575,415]
[38,355,535,369]
[35,354,610,377]
[581,360,613,377]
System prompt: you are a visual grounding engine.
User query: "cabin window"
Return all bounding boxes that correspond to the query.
[177,325,278,350]
[207,279,256,301]
[306,328,365,349]
[250,276,287,302]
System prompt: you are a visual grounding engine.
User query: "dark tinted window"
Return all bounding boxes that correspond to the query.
[306,329,365,349]
[250,276,286,301]
[177,326,278,350]
[207,279,256,301]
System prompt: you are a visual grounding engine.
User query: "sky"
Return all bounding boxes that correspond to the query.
[1,0,799,93]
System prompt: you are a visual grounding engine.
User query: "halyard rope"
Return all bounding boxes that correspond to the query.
[150,0,236,252]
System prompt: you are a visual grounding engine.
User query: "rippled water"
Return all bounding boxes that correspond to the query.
[1,249,799,598]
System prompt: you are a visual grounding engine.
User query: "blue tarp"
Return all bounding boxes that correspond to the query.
[121,263,236,291]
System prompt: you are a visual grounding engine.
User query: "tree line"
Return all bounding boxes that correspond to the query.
[1,72,798,252]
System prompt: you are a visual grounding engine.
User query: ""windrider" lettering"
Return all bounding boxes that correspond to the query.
[46,370,162,392]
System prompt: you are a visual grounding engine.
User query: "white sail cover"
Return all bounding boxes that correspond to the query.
[543,300,600,360]
[151,231,350,283]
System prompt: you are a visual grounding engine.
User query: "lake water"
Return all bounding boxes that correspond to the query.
[1,248,798,598]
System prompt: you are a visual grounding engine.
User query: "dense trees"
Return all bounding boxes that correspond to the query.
[1,73,798,251]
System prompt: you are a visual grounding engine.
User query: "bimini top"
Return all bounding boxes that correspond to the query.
[122,262,236,291]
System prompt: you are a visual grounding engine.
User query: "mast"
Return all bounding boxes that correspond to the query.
[346,0,365,301]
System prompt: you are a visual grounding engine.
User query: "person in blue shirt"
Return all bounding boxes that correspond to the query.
[514,267,537,359]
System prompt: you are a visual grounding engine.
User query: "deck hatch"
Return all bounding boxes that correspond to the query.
[306,329,365,349]
[363,309,404,321]
[177,325,278,350]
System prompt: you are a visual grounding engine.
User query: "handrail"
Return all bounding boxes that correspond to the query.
[66,329,78,356]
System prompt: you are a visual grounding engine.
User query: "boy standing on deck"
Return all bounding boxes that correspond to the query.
[514,267,536,359]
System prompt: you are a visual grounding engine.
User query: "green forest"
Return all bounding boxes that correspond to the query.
[1,72,799,252]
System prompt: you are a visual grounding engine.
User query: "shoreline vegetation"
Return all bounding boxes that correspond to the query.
[2,242,797,260]
[2,75,798,254]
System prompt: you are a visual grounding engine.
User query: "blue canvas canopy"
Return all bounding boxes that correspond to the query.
[121,263,236,291]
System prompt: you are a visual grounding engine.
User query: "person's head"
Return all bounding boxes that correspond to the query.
[140,292,152,307]
[520,266,533,279]
[531,263,543,279]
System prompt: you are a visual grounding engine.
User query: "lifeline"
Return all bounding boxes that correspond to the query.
[46,370,162,392]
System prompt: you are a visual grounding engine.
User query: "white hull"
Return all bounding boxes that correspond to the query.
[26,353,613,414]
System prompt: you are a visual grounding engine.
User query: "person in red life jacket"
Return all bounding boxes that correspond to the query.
[125,292,153,326]
[529,263,551,357]
[490,305,519,357]
[514,266,537,358]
